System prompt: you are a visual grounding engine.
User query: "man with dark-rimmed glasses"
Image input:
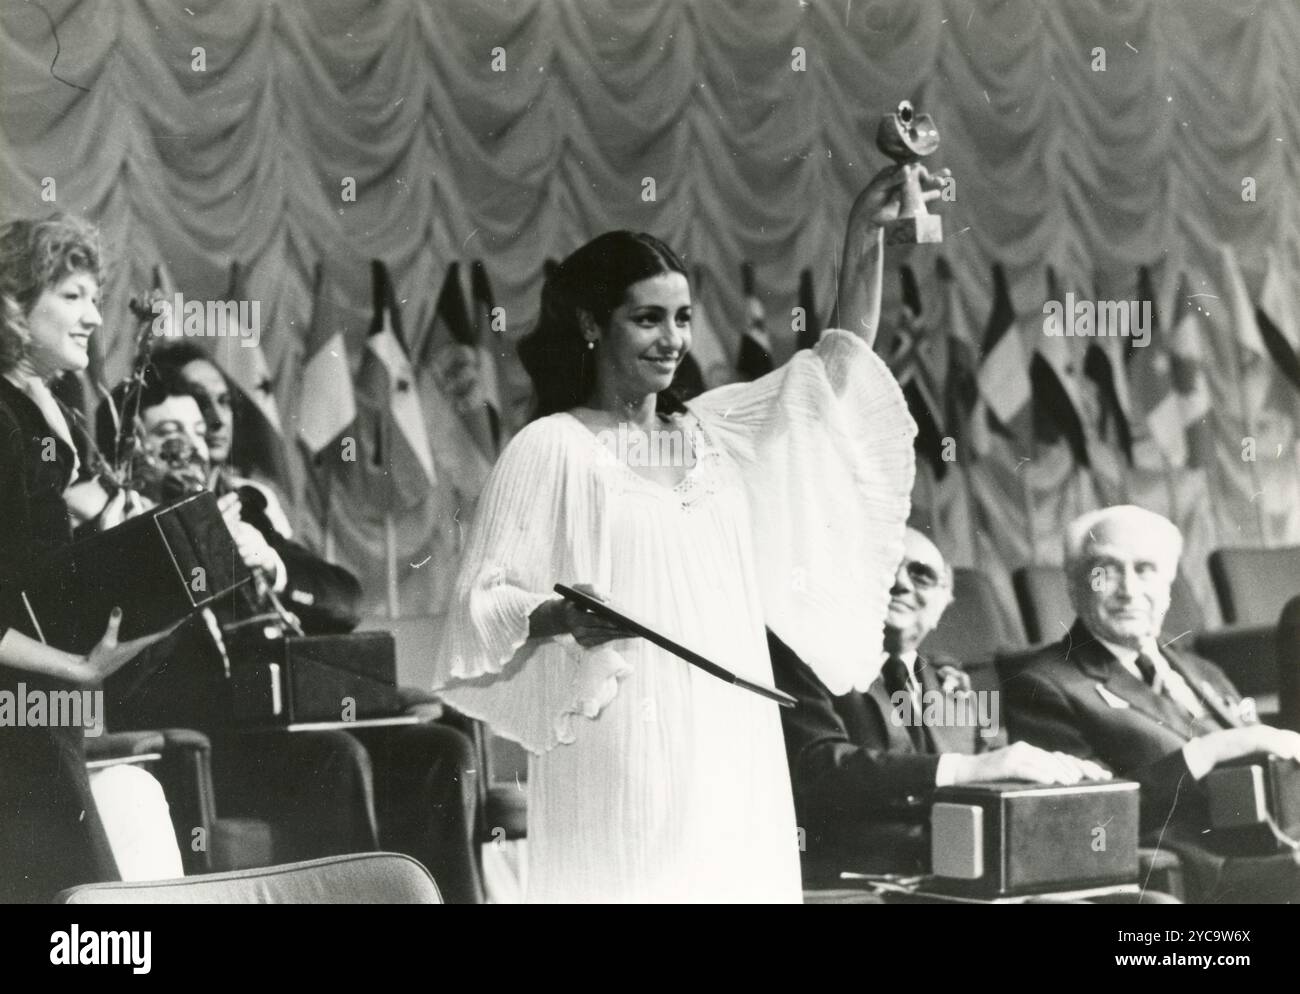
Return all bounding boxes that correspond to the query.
[772,526,1107,882]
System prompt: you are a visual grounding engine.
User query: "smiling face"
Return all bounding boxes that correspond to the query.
[24,270,101,377]
[884,528,954,653]
[180,357,233,464]
[1068,514,1179,648]
[140,393,211,468]
[588,271,692,405]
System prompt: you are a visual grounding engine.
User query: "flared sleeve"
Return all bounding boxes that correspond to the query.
[688,329,916,695]
[431,416,632,754]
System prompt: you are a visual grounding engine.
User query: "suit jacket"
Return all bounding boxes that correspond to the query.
[769,630,1003,876]
[1000,619,1245,834]
[0,380,119,900]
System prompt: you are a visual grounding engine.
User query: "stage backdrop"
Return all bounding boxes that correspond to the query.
[2,0,1298,634]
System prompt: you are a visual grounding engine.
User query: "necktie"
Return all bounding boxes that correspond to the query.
[1134,651,1160,691]
[883,654,927,751]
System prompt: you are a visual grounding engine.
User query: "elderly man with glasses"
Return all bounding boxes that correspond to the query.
[771,527,1107,883]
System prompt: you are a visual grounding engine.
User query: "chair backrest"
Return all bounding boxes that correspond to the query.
[1013,565,1206,644]
[1191,624,1277,700]
[55,852,442,904]
[1278,596,1300,733]
[920,567,1026,661]
[1209,546,1300,625]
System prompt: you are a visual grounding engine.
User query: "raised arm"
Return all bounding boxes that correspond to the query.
[831,163,950,348]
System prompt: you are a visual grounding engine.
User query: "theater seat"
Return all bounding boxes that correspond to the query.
[920,567,1027,660]
[1192,625,1278,719]
[54,852,441,904]
[1278,596,1300,732]
[1209,546,1300,625]
[1012,566,1205,645]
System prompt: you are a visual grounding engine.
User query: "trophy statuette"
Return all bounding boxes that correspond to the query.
[876,100,943,245]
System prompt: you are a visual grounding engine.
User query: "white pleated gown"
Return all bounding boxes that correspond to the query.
[435,330,916,903]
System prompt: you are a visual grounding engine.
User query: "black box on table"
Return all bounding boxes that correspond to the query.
[224,626,404,726]
[928,779,1140,898]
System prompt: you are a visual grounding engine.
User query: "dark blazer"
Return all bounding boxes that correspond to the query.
[1000,619,1244,834]
[232,481,362,635]
[770,631,1003,877]
[0,378,119,901]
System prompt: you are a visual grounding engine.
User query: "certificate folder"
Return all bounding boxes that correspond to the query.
[13,491,252,653]
[554,583,796,708]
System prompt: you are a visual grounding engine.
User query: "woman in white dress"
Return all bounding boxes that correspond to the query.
[433,164,946,902]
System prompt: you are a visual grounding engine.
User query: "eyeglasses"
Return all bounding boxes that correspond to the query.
[898,560,945,591]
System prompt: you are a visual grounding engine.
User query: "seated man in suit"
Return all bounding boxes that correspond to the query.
[95,362,484,902]
[92,366,380,865]
[1001,504,1300,902]
[772,526,1107,883]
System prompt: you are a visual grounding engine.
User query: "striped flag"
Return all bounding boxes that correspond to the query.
[418,261,499,458]
[1256,246,1300,393]
[977,263,1031,435]
[296,262,356,459]
[737,262,774,380]
[358,259,437,504]
[1031,266,1090,466]
[214,261,291,489]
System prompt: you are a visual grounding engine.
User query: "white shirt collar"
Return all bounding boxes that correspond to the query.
[1096,636,1205,718]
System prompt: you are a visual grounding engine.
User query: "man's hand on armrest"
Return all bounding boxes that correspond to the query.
[939,742,1113,787]
[1183,726,1300,780]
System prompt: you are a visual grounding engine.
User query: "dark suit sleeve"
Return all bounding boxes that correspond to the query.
[267,532,364,635]
[769,632,940,822]
[1003,666,1204,833]
[235,487,364,634]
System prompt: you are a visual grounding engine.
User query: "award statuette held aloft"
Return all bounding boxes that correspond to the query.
[876,100,943,245]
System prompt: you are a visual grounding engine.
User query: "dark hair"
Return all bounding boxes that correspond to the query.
[150,341,210,371]
[95,363,213,467]
[517,231,692,419]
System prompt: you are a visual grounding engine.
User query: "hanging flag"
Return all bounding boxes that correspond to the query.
[1030,266,1090,466]
[1081,272,1133,466]
[296,262,357,458]
[217,261,282,433]
[1127,265,1186,468]
[737,262,774,380]
[935,257,985,457]
[687,266,733,387]
[469,260,507,428]
[795,269,822,352]
[1207,246,1298,544]
[1256,247,1300,393]
[889,265,946,476]
[209,260,293,489]
[977,262,1031,434]
[1165,272,1214,468]
[417,261,499,458]
[358,259,438,502]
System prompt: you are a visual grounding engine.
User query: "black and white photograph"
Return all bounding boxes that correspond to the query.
[1,0,1299,939]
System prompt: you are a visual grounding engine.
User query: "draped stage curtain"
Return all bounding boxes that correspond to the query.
[2,0,1297,626]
